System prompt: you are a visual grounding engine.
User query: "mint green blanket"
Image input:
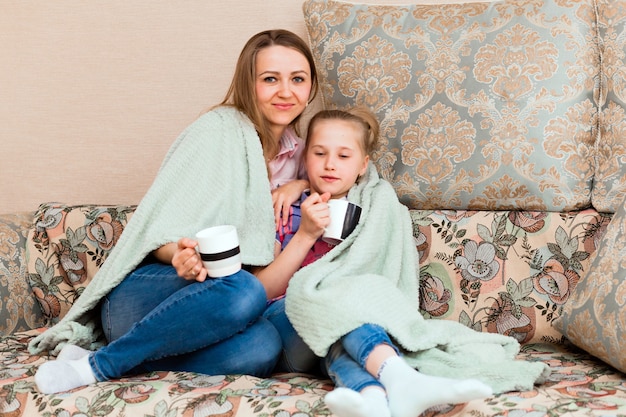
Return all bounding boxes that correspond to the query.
[29,106,276,355]
[285,164,550,393]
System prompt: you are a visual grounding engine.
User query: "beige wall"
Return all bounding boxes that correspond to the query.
[1,0,489,214]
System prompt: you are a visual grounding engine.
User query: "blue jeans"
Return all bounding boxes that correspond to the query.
[263,298,322,374]
[94,262,281,380]
[325,323,399,392]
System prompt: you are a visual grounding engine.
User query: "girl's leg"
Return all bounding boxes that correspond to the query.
[324,338,389,417]
[342,324,493,417]
[262,298,321,374]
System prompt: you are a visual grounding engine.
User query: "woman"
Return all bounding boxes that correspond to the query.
[31,28,318,394]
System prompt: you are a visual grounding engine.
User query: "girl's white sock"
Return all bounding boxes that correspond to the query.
[378,356,493,417]
[56,344,91,361]
[35,355,97,394]
[324,387,390,417]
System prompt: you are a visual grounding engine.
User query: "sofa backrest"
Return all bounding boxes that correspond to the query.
[303,0,626,213]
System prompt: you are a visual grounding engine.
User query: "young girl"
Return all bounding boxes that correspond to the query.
[31,29,317,394]
[253,107,496,417]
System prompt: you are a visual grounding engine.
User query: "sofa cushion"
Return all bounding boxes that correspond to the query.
[1,329,626,416]
[413,209,609,345]
[303,0,598,211]
[26,203,135,325]
[555,195,626,373]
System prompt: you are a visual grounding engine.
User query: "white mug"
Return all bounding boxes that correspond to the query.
[322,199,361,245]
[195,225,242,278]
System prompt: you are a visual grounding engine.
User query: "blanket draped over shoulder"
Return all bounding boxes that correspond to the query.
[29,106,276,355]
[285,164,550,394]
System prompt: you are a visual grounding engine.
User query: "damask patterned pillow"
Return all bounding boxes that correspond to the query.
[554,196,626,373]
[593,0,626,213]
[0,212,46,334]
[412,209,609,344]
[26,203,135,325]
[303,0,598,211]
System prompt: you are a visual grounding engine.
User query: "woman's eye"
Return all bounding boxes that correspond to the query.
[264,76,277,83]
[293,76,305,83]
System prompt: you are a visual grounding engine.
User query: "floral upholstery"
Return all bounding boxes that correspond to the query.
[26,203,135,325]
[303,0,599,212]
[413,209,610,345]
[7,205,622,416]
[1,321,626,415]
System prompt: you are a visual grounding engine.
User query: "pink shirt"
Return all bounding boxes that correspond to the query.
[268,128,307,190]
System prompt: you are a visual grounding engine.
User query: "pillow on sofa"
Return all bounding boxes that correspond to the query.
[302,0,597,212]
[26,203,135,325]
[413,208,608,345]
[554,197,626,373]
[0,211,47,333]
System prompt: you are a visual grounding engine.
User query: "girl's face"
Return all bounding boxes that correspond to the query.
[255,45,312,141]
[306,119,369,199]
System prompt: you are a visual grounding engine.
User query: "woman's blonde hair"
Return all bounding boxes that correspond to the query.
[221,29,319,164]
[305,107,380,157]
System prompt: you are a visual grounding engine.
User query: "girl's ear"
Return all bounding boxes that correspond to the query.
[359,155,370,177]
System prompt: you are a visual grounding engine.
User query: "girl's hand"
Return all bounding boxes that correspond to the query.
[272,179,309,229]
[171,238,208,282]
[298,192,331,241]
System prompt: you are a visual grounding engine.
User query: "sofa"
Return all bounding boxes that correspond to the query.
[2,0,626,415]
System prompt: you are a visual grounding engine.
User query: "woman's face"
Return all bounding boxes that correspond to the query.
[255,45,312,141]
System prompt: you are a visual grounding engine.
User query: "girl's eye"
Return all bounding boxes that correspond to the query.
[293,76,305,83]
[263,76,277,83]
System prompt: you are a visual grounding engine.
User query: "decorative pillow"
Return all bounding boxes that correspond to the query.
[0,211,46,333]
[555,196,626,373]
[592,1,626,213]
[303,0,597,211]
[26,203,135,325]
[412,208,609,344]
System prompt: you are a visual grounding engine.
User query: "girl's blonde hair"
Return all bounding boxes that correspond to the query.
[220,29,319,165]
[306,107,380,157]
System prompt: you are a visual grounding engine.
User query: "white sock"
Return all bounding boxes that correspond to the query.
[56,344,91,361]
[378,356,493,417]
[35,355,97,394]
[324,387,390,417]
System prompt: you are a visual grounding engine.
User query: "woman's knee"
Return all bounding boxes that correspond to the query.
[219,270,267,320]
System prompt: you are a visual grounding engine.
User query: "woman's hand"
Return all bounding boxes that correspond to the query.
[272,179,309,229]
[170,238,208,282]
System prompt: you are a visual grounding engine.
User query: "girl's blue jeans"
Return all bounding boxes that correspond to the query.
[325,323,398,392]
[93,262,282,381]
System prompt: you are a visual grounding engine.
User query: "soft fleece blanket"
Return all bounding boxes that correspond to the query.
[285,164,550,393]
[29,106,276,355]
